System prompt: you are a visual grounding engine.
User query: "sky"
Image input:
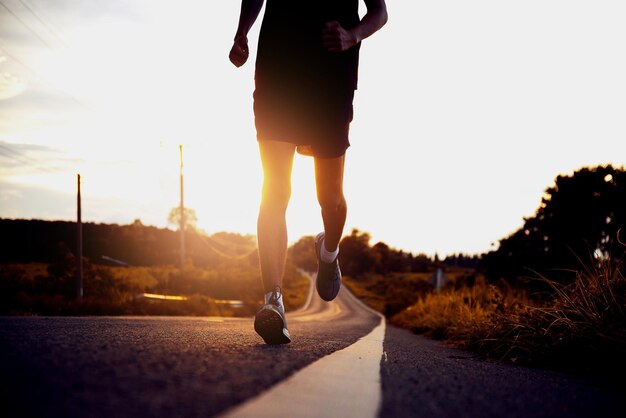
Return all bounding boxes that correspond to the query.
[1,0,625,256]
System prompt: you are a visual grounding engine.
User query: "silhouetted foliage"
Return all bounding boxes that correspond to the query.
[374,273,434,316]
[167,207,198,231]
[332,229,442,278]
[371,242,411,274]
[443,253,482,269]
[0,219,255,268]
[337,229,378,277]
[287,235,317,272]
[406,253,434,273]
[44,242,76,297]
[0,219,309,316]
[483,165,626,289]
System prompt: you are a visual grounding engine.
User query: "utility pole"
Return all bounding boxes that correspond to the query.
[435,267,442,292]
[179,145,185,273]
[76,173,83,299]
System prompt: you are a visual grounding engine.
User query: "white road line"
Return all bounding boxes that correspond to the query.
[221,274,387,418]
[291,300,342,322]
[222,318,385,418]
[293,269,316,313]
[221,316,386,418]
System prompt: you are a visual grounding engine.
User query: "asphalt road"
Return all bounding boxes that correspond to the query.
[0,282,379,418]
[381,326,626,418]
[1,281,624,418]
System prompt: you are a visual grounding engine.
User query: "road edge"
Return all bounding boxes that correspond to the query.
[220,286,386,418]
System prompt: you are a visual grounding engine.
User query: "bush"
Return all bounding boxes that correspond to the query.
[0,260,310,317]
[344,272,435,317]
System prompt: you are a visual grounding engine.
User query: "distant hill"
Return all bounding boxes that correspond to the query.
[0,219,257,267]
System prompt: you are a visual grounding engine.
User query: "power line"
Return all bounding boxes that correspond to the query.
[0,0,56,50]
[0,148,57,173]
[199,234,258,260]
[0,41,93,111]
[0,140,55,162]
[17,0,67,47]
[0,149,47,171]
[0,142,36,163]
[0,41,34,71]
[0,1,89,110]
[0,142,65,174]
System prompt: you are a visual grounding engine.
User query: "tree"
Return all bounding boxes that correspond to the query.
[167,207,198,231]
[408,253,434,272]
[288,236,317,272]
[338,229,378,277]
[371,242,410,274]
[484,165,626,286]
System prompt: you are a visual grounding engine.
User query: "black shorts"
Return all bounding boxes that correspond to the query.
[254,82,355,158]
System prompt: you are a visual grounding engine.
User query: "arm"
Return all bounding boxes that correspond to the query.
[229,0,265,67]
[322,0,388,53]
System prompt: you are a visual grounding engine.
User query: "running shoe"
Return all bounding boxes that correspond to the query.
[254,286,291,345]
[315,232,342,301]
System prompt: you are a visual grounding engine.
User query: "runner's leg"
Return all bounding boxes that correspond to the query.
[257,140,296,292]
[314,154,347,252]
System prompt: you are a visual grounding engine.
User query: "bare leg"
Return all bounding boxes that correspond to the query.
[314,155,347,252]
[257,140,296,292]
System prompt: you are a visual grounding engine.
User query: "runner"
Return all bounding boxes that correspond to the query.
[229,0,388,344]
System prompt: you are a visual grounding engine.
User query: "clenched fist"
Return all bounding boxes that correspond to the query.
[229,36,249,67]
[322,21,357,52]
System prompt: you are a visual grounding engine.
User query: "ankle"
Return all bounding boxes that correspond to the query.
[265,286,284,309]
[320,239,339,263]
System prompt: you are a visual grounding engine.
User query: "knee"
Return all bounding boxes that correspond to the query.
[261,181,291,211]
[317,191,346,214]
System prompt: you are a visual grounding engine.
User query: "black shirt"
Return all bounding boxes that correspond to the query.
[255,0,361,91]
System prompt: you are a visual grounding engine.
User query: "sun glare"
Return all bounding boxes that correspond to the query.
[2,2,625,255]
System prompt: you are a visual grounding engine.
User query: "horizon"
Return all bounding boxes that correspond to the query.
[4,159,626,259]
[1,214,489,257]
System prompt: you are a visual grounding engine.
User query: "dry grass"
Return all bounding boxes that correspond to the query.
[281,264,310,312]
[389,259,626,380]
[505,261,626,373]
[344,275,388,313]
[344,272,434,316]
[0,261,310,317]
[390,276,531,347]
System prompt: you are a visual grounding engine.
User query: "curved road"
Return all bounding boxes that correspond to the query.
[1,277,624,418]
[0,277,379,418]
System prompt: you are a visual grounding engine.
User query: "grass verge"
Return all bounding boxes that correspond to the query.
[389,260,626,382]
[0,261,309,317]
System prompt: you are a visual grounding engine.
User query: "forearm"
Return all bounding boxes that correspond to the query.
[350,0,388,44]
[234,0,265,40]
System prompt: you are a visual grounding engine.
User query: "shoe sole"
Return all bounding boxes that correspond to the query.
[254,306,291,345]
[315,232,341,302]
